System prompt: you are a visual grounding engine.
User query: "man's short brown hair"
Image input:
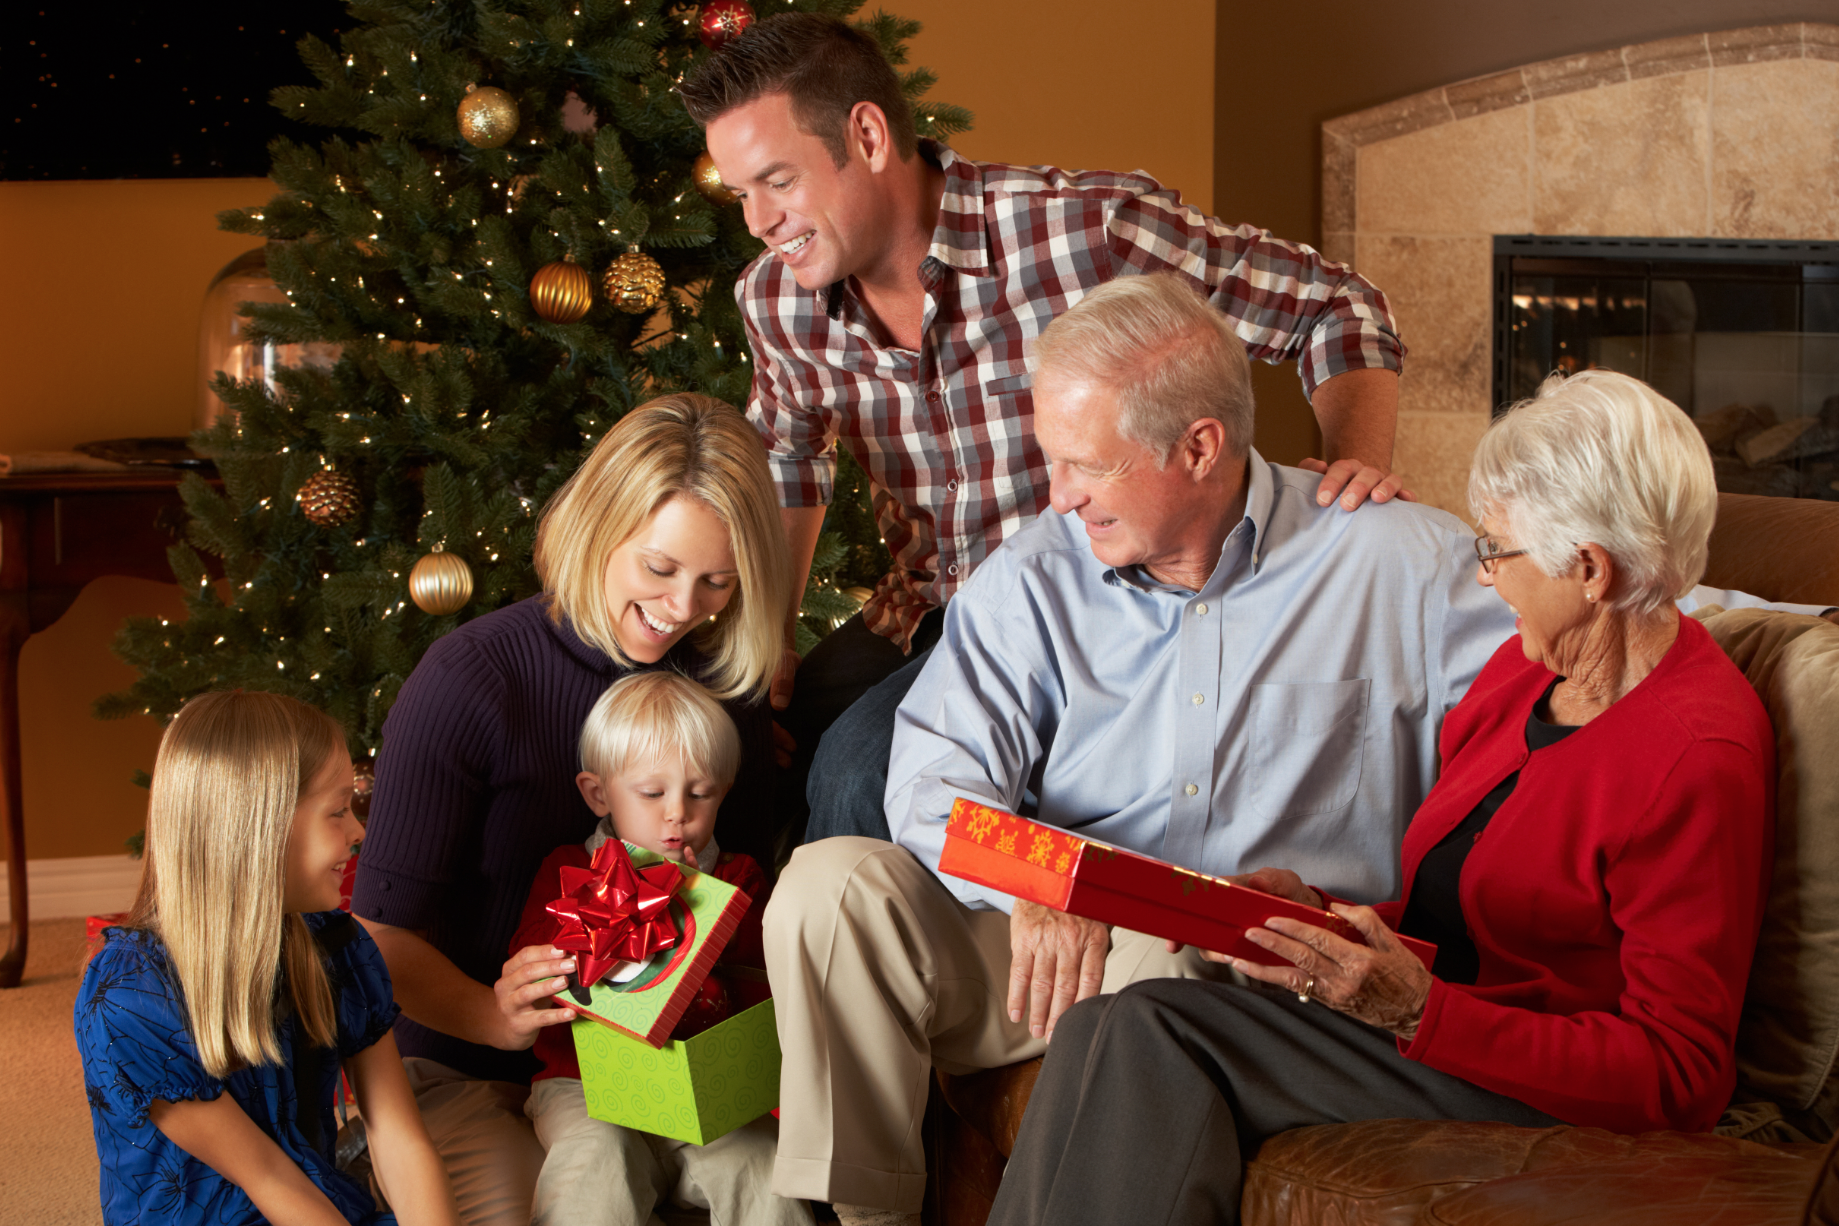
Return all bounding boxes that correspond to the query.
[678,12,917,167]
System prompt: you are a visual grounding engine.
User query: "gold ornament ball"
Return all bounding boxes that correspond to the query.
[409,547,474,616]
[692,152,735,205]
[298,470,363,528]
[458,86,520,149]
[529,258,594,324]
[601,251,667,315]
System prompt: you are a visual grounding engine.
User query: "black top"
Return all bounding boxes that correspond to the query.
[350,596,774,1082]
[1399,680,1577,985]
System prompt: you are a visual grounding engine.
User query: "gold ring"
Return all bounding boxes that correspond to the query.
[1298,975,1316,1004]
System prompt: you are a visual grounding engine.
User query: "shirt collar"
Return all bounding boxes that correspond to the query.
[1100,449,1276,594]
[822,140,988,319]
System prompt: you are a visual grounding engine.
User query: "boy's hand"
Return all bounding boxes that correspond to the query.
[492,944,579,1049]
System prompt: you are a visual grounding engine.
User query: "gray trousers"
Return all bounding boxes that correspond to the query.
[988,978,1562,1226]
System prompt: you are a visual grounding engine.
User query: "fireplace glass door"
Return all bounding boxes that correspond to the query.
[1494,236,1839,500]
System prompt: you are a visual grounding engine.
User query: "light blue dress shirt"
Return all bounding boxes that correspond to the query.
[887,451,1812,912]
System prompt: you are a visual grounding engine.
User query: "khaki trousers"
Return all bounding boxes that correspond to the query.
[526,1078,813,1226]
[402,1057,546,1226]
[762,837,1232,1212]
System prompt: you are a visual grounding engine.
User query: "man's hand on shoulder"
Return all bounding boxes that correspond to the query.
[1298,457,1416,511]
[1008,900,1110,1041]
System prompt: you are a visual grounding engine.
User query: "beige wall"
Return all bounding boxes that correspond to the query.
[0,179,272,865]
[1,3,1216,862]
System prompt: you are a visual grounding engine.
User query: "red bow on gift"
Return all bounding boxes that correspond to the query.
[547,840,683,988]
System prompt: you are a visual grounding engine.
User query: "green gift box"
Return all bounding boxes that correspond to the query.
[573,994,781,1145]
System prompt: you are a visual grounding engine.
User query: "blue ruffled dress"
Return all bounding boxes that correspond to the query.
[73,912,401,1225]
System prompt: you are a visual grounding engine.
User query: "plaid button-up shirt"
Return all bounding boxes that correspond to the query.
[738,142,1404,653]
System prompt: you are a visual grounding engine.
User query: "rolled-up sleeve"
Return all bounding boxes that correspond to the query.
[885,563,1063,913]
[1107,189,1404,399]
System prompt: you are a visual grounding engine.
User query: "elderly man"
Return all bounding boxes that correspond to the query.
[679,13,1408,842]
[760,274,1810,1226]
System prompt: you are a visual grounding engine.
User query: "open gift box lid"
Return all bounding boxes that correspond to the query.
[939,799,1435,972]
[552,841,751,1047]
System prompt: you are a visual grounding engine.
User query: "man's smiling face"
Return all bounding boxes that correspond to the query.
[705,92,884,291]
[1036,374,1206,578]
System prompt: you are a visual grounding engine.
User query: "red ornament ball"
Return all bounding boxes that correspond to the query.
[699,0,755,50]
[674,973,733,1039]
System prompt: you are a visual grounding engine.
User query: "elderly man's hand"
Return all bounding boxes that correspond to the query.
[1225,904,1433,1040]
[1297,457,1416,510]
[1009,900,1110,1041]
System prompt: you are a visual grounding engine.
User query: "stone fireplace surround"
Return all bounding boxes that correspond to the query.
[1322,23,1839,519]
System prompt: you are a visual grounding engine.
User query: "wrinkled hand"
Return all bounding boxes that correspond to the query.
[1231,904,1432,1040]
[1009,900,1110,1041]
[1297,457,1416,510]
[493,944,579,1050]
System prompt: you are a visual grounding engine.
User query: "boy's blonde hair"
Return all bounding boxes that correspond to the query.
[579,671,742,788]
[534,394,791,704]
[125,690,347,1078]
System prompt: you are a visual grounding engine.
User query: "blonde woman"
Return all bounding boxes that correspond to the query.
[350,393,792,1224]
[75,690,459,1226]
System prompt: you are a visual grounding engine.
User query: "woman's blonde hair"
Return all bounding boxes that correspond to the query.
[579,671,743,788]
[534,394,790,703]
[125,690,348,1078]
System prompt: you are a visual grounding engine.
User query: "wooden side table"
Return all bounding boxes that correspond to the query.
[0,471,203,987]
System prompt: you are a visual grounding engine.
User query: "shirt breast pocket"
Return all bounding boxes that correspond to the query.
[1247,679,1370,819]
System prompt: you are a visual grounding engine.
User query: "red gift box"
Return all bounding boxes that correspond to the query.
[938,799,1436,972]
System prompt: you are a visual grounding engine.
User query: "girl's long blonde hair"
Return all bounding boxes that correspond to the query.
[534,393,791,703]
[125,690,348,1078]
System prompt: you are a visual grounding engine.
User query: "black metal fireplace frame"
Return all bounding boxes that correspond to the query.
[1490,235,1839,416]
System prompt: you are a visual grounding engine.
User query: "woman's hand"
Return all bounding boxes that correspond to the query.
[1229,904,1433,1040]
[492,944,579,1050]
[1163,867,1322,955]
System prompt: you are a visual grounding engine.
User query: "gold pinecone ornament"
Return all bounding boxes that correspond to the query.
[529,256,594,324]
[408,545,474,616]
[601,250,666,315]
[298,470,362,528]
[457,85,520,149]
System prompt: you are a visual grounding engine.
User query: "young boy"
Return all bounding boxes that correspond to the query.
[508,670,810,1226]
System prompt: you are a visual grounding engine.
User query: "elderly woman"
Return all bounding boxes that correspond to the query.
[351,394,791,1225]
[987,370,1777,1226]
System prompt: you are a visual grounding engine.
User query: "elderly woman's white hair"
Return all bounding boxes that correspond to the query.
[1468,369,1717,615]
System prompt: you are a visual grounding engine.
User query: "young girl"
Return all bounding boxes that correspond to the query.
[74,690,461,1226]
[505,670,812,1226]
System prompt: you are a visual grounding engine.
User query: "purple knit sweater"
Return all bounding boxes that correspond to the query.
[351,595,775,1083]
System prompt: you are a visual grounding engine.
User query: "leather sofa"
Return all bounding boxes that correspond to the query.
[926,492,1839,1226]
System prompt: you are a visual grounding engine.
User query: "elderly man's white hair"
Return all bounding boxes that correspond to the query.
[1468,369,1717,615]
[1031,271,1255,464]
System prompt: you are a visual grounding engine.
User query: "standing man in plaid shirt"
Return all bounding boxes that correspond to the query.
[680,14,1409,848]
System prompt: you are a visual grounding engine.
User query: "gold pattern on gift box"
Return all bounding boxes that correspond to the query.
[966,810,998,844]
[408,544,474,615]
[1027,831,1057,867]
[457,85,520,149]
[996,832,1017,855]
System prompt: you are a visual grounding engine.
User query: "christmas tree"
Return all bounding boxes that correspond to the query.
[98,0,971,770]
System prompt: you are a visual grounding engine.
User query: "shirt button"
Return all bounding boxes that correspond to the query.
[946,480,958,492]
[948,564,959,576]
[926,389,941,403]
[1195,603,1209,616]
[1185,783,1199,796]
[1192,693,1205,706]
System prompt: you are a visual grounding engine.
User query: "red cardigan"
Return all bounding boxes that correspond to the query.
[510,844,769,1083]
[1367,615,1774,1133]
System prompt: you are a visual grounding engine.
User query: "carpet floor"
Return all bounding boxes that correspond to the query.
[0,917,102,1225]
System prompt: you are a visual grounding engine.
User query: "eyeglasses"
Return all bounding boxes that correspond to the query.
[1473,534,1528,574]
